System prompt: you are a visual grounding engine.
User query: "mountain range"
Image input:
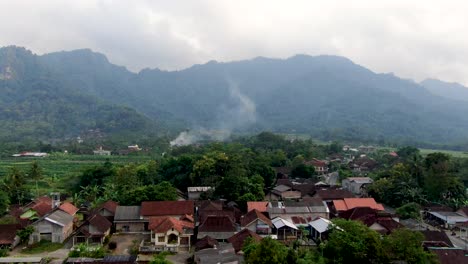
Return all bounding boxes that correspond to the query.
[1,45,468,147]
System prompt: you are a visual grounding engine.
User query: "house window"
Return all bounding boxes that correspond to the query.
[158,236,165,243]
[168,234,178,244]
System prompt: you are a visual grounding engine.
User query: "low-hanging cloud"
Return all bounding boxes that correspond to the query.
[1,1,468,85]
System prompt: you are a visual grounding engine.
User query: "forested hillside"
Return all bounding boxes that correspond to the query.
[0,46,156,142]
[3,45,468,147]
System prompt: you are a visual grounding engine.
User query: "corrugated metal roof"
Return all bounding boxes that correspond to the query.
[45,209,74,226]
[114,206,141,221]
[272,217,298,230]
[309,217,332,233]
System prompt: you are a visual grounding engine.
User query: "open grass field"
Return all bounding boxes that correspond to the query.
[0,153,156,194]
[419,148,468,158]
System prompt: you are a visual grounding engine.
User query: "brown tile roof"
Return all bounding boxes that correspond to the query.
[314,188,355,200]
[199,210,236,224]
[199,215,237,233]
[247,202,268,213]
[198,200,223,211]
[241,209,272,227]
[429,248,467,264]
[292,183,316,196]
[228,229,262,253]
[149,217,194,233]
[88,214,112,234]
[141,201,194,217]
[195,235,219,251]
[0,224,19,245]
[100,200,119,214]
[31,201,53,217]
[59,202,79,216]
[421,231,454,247]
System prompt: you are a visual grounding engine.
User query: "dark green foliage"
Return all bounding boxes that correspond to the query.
[396,203,421,220]
[384,229,438,264]
[149,252,173,264]
[291,164,316,179]
[0,191,9,216]
[243,237,291,264]
[323,219,388,264]
[121,181,178,205]
[1,167,31,204]
[17,226,35,243]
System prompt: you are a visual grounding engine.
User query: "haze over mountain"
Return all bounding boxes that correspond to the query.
[2,45,468,146]
[420,78,468,103]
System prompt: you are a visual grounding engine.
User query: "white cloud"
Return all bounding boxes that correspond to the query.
[1,0,468,85]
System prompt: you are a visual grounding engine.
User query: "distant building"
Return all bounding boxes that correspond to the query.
[304,159,329,174]
[93,146,111,156]
[342,177,374,195]
[12,152,48,157]
[187,187,213,200]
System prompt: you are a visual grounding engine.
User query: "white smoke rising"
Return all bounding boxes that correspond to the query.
[170,78,257,147]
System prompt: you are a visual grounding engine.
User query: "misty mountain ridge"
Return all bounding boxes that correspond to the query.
[420,78,468,103]
[1,45,468,146]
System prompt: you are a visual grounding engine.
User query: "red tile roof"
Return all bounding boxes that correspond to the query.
[333,198,384,211]
[141,201,194,217]
[228,229,262,253]
[59,202,79,216]
[304,158,327,167]
[247,202,268,213]
[241,209,272,227]
[195,235,219,251]
[149,217,194,233]
[0,224,19,245]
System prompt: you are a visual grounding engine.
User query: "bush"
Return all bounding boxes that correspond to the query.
[108,241,117,250]
[0,248,9,257]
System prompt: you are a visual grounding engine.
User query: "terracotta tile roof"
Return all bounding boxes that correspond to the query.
[247,202,268,213]
[199,215,237,233]
[149,216,194,233]
[88,214,112,233]
[241,209,272,227]
[0,224,19,245]
[228,229,262,253]
[59,202,79,216]
[314,189,355,200]
[333,198,384,211]
[141,201,194,217]
[100,200,119,214]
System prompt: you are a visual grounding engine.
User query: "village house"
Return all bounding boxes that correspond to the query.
[114,206,145,233]
[240,209,273,236]
[341,177,374,195]
[271,217,298,241]
[266,184,301,201]
[71,213,112,246]
[29,208,74,244]
[187,187,213,200]
[0,224,20,249]
[313,188,355,202]
[332,198,385,217]
[424,211,468,229]
[247,201,268,213]
[339,207,402,234]
[308,217,333,243]
[93,146,111,156]
[92,200,118,222]
[267,199,329,226]
[141,216,194,253]
[140,201,194,220]
[227,228,262,253]
[304,158,329,174]
[197,215,238,241]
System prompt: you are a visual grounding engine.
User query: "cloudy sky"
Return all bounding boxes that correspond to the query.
[1,0,467,85]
